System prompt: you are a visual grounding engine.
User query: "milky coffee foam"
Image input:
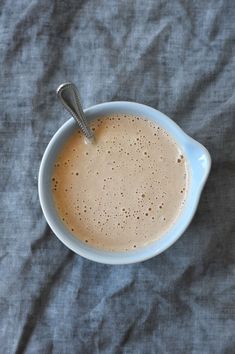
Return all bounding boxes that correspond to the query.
[52,114,188,252]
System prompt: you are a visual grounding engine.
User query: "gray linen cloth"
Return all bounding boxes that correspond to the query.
[0,1,235,353]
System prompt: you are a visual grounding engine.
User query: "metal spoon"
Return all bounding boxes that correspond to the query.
[57,82,95,144]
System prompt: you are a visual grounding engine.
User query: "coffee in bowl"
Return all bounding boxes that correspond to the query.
[51,113,188,252]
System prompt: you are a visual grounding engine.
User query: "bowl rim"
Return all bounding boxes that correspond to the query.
[38,101,211,264]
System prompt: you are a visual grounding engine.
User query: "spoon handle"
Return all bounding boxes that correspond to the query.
[57,82,95,143]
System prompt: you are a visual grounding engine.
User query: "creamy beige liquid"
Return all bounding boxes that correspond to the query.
[52,114,188,252]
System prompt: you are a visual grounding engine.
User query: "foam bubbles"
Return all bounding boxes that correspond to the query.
[52,112,188,252]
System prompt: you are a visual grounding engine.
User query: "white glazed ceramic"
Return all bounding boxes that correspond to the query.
[38,102,211,264]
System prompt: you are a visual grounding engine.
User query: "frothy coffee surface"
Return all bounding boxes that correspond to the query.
[52,114,188,251]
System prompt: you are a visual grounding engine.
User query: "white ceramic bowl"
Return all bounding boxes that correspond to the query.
[38,101,211,264]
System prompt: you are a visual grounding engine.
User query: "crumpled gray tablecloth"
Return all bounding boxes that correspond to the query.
[1,1,235,353]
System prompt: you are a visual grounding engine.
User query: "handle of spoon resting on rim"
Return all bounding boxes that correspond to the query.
[57,82,95,144]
